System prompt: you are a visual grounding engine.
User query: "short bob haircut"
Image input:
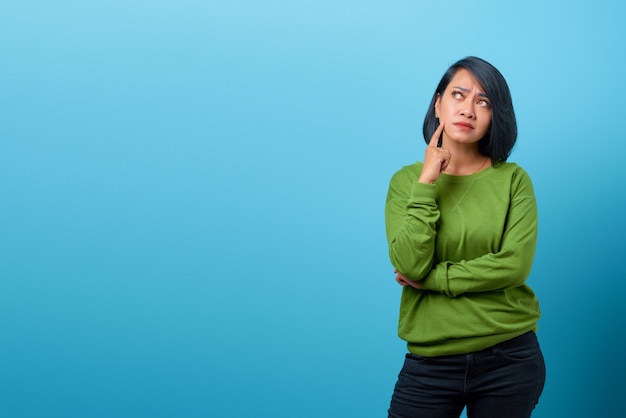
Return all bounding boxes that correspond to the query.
[422,56,517,165]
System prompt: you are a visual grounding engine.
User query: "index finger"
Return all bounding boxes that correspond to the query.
[429,122,445,148]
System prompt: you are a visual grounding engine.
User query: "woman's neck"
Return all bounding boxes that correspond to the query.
[441,144,491,176]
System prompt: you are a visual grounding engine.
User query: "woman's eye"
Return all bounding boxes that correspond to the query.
[477,99,491,107]
[452,91,463,99]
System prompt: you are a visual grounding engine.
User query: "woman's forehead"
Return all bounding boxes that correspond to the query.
[447,69,487,94]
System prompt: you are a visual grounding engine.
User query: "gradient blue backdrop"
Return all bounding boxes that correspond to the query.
[2,1,624,417]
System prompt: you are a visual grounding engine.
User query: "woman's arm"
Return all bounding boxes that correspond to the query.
[385,167,440,281]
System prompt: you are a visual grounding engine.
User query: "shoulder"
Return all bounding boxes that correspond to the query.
[493,162,536,198]
[389,161,423,183]
[493,162,533,183]
[386,161,424,199]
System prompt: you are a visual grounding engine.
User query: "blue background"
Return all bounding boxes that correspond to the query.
[2,1,625,417]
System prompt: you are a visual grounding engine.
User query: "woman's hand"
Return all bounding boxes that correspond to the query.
[394,269,422,289]
[418,122,451,184]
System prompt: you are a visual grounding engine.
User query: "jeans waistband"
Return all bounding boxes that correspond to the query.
[491,331,536,352]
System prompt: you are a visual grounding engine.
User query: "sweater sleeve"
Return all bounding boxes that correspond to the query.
[385,167,440,281]
[420,169,538,297]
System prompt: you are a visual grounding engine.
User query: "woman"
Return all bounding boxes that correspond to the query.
[385,57,545,418]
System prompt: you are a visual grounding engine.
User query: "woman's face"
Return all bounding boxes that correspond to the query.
[435,68,492,146]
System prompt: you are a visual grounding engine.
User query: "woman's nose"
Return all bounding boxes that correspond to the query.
[460,105,475,119]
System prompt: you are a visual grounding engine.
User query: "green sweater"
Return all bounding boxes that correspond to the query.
[385,161,541,356]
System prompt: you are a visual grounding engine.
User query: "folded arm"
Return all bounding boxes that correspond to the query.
[420,171,538,297]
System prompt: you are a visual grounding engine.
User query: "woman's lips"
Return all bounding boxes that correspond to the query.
[454,122,473,130]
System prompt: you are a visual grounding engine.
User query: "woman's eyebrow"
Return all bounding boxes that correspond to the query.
[452,86,489,98]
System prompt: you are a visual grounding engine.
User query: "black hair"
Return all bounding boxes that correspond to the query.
[422,56,517,165]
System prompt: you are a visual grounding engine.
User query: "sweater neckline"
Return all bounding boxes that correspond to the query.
[438,165,496,183]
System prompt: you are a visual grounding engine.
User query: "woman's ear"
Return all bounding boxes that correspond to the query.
[434,93,441,118]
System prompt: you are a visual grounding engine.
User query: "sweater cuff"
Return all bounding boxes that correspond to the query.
[409,181,436,204]
[420,263,453,297]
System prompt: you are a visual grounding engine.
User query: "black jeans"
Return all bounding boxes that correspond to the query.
[388,332,545,418]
